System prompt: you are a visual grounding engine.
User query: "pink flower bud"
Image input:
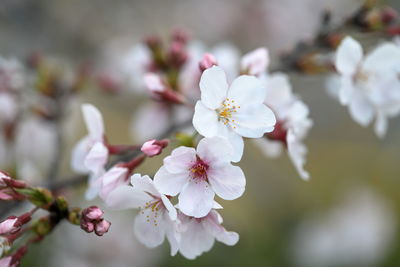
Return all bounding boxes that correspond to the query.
[0,217,19,235]
[94,219,111,236]
[82,206,104,221]
[141,139,169,157]
[199,53,218,72]
[80,220,95,233]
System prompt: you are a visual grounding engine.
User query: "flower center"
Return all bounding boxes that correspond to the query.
[217,98,240,127]
[140,197,164,227]
[190,158,209,181]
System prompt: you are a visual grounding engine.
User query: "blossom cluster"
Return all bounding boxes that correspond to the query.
[72,31,317,259]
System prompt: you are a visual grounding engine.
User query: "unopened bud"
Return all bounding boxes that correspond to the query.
[80,220,95,233]
[82,206,104,221]
[94,219,111,236]
[0,217,19,235]
[199,53,218,72]
[141,139,169,157]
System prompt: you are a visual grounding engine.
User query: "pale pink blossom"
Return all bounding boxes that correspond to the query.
[256,73,312,180]
[193,66,276,162]
[106,174,179,255]
[333,36,400,138]
[199,53,218,72]
[154,137,246,218]
[71,104,109,176]
[94,166,130,202]
[144,73,166,93]
[177,210,239,259]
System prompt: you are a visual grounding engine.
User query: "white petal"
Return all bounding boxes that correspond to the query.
[85,172,102,200]
[240,47,269,76]
[227,75,266,108]
[82,103,104,140]
[335,36,363,76]
[348,90,374,127]
[199,66,229,109]
[264,73,293,109]
[338,77,355,105]
[202,210,239,246]
[254,138,283,158]
[178,219,215,259]
[287,129,310,180]
[99,167,128,199]
[130,173,159,197]
[208,165,246,200]
[84,142,108,175]
[196,136,234,166]
[164,146,196,174]
[71,137,90,173]
[363,43,400,74]
[161,194,177,221]
[154,166,188,196]
[374,111,388,138]
[178,179,215,218]
[105,185,151,210]
[192,101,220,137]
[134,209,166,248]
[231,105,276,138]
[226,130,244,163]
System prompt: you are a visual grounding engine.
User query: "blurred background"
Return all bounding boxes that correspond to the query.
[1,0,400,266]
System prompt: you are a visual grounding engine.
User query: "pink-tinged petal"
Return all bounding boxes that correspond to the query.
[163,146,196,174]
[196,137,234,166]
[231,105,276,138]
[0,257,12,267]
[287,129,310,181]
[82,103,104,140]
[71,137,91,173]
[240,47,269,76]
[130,173,159,197]
[154,166,188,196]
[208,165,245,200]
[178,179,215,218]
[227,75,266,108]
[164,218,180,256]
[84,142,109,175]
[134,208,165,248]
[202,210,239,246]
[178,218,215,259]
[161,194,177,221]
[99,167,129,199]
[348,90,374,127]
[199,66,229,109]
[335,36,363,76]
[192,101,220,137]
[362,43,400,74]
[105,185,151,210]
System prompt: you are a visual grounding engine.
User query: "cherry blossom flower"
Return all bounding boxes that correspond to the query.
[192,66,276,162]
[71,104,108,176]
[255,73,312,180]
[106,174,179,256]
[334,36,400,138]
[154,137,246,218]
[177,210,239,259]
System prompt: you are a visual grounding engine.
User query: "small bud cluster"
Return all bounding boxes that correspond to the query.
[80,206,111,236]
